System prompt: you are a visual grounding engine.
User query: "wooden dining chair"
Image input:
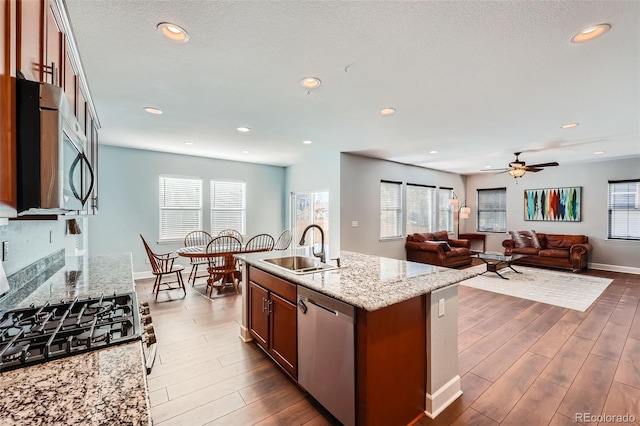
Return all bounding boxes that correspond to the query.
[273,229,292,250]
[184,231,213,286]
[205,236,242,297]
[140,234,186,300]
[245,233,275,252]
[217,229,243,243]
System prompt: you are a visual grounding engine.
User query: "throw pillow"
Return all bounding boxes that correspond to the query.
[521,230,542,249]
[413,233,433,242]
[509,231,531,248]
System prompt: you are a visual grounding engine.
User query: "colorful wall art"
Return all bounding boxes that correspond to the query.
[524,187,582,221]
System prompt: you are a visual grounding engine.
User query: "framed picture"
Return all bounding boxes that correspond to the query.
[524,187,582,221]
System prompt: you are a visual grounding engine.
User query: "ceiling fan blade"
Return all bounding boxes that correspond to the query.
[525,168,543,172]
[481,168,510,172]
[527,161,559,168]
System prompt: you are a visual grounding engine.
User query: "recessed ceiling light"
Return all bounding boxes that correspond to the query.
[143,107,162,115]
[303,140,313,145]
[157,22,189,43]
[571,24,611,43]
[184,142,194,145]
[593,151,606,155]
[430,150,438,154]
[561,122,579,129]
[300,77,321,89]
[379,108,396,116]
[241,150,249,154]
[237,127,250,133]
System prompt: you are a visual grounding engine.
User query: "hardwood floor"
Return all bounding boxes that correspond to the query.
[136,267,640,425]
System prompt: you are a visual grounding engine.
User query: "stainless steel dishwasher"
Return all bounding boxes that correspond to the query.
[297,286,355,426]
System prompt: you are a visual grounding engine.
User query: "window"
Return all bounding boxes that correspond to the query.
[608,179,640,240]
[380,180,402,239]
[477,187,507,232]
[159,175,202,241]
[406,184,436,234]
[438,188,454,232]
[291,191,329,248]
[210,180,246,235]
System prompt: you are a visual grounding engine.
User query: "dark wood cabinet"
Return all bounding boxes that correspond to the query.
[62,39,75,112]
[43,0,61,86]
[248,267,297,378]
[16,0,41,82]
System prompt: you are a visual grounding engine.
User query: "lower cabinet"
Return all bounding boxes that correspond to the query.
[248,267,297,378]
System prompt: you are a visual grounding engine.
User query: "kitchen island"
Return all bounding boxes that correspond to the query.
[236,249,483,425]
[0,253,151,426]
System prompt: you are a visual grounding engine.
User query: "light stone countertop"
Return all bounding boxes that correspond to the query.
[0,252,151,426]
[236,250,485,311]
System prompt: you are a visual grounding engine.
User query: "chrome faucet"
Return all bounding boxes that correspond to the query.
[299,224,325,263]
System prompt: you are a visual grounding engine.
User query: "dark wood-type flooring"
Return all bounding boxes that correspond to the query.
[137,264,640,425]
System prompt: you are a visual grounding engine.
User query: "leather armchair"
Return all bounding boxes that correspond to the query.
[406,232,472,268]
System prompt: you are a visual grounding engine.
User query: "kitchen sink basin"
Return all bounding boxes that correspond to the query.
[261,256,339,274]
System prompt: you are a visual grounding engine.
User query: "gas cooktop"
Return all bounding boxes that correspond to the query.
[0,293,142,372]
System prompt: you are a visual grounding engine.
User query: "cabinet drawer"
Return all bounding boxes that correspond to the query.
[248,267,296,303]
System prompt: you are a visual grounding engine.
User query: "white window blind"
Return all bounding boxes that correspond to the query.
[608,179,640,240]
[159,175,202,241]
[438,188,454,232]
[477,187,507,232]
[406,184,436,234]
[211,181,246,235]
[380,180,402,239]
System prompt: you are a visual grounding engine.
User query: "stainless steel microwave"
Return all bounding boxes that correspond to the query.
[15,78,94,215]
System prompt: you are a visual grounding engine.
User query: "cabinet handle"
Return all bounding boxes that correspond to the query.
[267,299,273,314]
[262,297,267,312]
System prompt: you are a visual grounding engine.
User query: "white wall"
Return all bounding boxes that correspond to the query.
[465,157,640,271]
[340,153,465,259]
[0,219,67,276]
[284,152,341,256]
[89,145,286,273]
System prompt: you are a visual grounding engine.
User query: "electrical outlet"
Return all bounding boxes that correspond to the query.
[1,241,7,261]
[438,298,445,317]
[351,221,358,227]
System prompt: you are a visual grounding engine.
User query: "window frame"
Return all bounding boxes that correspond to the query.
[210,180,247,236]
[607,179,640,241]
[379,180,403,240]
[477,187,507,233]
[158,175,203,243]
[406,183,436,234]
[438,187,455,233]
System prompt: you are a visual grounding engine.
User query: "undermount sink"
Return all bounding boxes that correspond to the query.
[261,256,339,274]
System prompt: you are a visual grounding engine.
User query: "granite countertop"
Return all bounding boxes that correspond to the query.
[15,252,136,308]
[236,249,485,311]
[0,252,151,426]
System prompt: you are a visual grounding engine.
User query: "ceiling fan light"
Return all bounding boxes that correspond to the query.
[509,168,526,178]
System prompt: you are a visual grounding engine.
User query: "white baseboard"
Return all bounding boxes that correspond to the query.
[590,262,640,275]
[425,375,463,419]
[133,270,154,280]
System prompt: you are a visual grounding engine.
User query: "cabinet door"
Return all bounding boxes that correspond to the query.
[0,0,16,218]
[17,0,42,81]
[249,281,269,349]
[43,0,61,86]
[269,293,297,378]
[62,38,75,113]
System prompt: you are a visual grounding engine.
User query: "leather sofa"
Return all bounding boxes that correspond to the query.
[406,231,472,268]
[502,232,592,272]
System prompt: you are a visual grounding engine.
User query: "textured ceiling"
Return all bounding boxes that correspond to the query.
[64,0,640,174]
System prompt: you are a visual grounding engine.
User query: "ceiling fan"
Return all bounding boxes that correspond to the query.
[485,152,559,178]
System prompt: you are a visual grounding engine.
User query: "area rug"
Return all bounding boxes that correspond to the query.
[460,266,612,312]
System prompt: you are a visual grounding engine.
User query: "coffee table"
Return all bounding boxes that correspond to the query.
[473,252,526,280]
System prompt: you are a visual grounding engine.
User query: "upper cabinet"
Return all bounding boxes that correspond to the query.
[0,0,17,218]
[4,0,100,217]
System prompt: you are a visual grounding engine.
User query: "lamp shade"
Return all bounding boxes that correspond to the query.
[459,213,469,219]
[460,206,471,215]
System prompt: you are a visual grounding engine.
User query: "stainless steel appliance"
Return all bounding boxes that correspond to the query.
[297,286,355,426]
[15,78,94,215]
[0,293,150,372]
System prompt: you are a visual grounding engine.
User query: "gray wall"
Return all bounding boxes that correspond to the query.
[340,153,465,259]
[89,145,286,274]
[465,157,640,271]
[0,219,67,276]
[284,152,341,256]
